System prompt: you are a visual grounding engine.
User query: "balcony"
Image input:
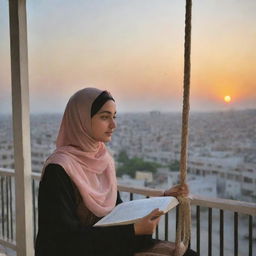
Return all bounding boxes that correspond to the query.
[1,1,255,255]
[0,166,255,256]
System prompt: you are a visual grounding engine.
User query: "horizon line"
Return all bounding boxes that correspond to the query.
[0,108,255,116]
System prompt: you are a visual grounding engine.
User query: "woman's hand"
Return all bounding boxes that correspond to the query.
[134,208,164,235]
[163,183,189,197]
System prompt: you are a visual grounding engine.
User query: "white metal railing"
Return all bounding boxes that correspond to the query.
[0,167,255,256]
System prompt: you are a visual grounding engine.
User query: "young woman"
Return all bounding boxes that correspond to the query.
[35,87,196,256]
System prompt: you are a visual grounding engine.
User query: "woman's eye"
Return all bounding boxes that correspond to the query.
[100,115,116,120]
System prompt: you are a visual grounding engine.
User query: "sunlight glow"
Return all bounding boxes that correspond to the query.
[224,95,231,103]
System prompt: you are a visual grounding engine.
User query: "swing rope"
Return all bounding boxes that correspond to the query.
[174,0,192,255]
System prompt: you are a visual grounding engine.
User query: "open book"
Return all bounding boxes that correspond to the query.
[94,196,179,227]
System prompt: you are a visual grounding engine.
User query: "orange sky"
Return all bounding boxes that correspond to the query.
[0,0,255,113]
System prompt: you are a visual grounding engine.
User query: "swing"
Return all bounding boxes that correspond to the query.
[135,0,192,255]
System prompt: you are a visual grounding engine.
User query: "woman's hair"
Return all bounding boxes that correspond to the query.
[91,91,115,117]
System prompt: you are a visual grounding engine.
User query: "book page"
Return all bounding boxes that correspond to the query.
[94,196,178,227]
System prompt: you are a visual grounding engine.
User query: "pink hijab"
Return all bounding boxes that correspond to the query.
[43,88,117,217]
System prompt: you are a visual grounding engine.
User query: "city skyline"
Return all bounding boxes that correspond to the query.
[0,0,256,114]
[1,109,255,203]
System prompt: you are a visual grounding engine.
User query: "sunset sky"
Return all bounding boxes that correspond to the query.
[0,0,255,114]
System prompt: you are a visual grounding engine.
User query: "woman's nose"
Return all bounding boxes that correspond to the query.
[110,118,116,129]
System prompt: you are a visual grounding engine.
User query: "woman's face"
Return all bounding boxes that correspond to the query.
[91,100,117,142]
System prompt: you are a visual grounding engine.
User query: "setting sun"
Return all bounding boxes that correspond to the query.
[224,95,231,103]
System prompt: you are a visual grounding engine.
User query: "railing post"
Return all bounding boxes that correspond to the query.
[249,215,252,256]
[1,177,5,238]
[8,0,33,255]
[208,208,212,256]
[196,206,200,255]
[164,213,168,241]
[219,209,224,256]
[234,212,238,256]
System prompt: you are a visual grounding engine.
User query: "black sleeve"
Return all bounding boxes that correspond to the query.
[35,164,147,256]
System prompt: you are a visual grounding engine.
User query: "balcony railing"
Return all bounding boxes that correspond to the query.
[0,167,255,256]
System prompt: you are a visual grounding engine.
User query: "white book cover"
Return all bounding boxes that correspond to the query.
[94,196,179,227]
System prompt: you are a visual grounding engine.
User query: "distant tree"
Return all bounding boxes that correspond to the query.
[169,160,180,172]
[117,150,129,164]
[116,155,160,178]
